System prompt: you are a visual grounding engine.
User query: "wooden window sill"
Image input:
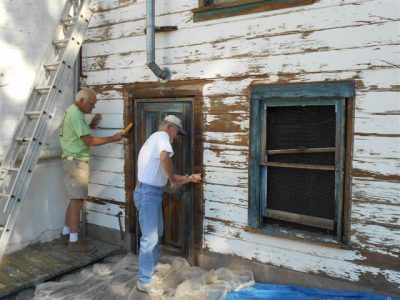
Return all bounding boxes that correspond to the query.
[244,225,351,248]
[193,0,315,22]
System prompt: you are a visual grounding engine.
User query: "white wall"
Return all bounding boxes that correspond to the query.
[6,160,70,253]
[0,0,69,159]
[0,0,76,253]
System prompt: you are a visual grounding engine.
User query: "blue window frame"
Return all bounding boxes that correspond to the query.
[249,82,354,241]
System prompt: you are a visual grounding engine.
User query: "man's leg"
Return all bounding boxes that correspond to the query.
[152,201,163,269]
[58,203,72,245]
[136,187,162,284]
[66,198,94,253]
[63,205,70,233]
[67,198,83,240]
[61,159,87,242]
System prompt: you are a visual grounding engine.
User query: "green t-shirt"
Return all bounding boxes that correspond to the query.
[60,104,91,161]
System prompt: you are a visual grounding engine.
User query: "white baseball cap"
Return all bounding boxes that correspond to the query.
[164,115,186,135]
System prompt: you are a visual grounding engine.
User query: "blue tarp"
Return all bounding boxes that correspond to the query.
[227,283,399,300]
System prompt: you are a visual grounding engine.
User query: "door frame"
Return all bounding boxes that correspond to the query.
[123,81,205,265]
[135,99,193,259]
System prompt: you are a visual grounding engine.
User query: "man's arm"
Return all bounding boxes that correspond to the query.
[81,132,123,147]
[160,151,202,189]
[159,151,178,188]
[174,174,202,185]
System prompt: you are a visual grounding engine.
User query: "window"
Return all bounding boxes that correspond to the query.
[193,0,315,22]
[249,82,354,242]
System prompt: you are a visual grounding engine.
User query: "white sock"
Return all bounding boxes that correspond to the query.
[69,232,78,243]
[62,226,70,235]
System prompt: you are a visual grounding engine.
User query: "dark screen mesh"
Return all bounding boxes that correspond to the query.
[266,105,335,150]
[266,167,335,220]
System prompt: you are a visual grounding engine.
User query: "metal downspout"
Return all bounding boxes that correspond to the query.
[146,0,171,83]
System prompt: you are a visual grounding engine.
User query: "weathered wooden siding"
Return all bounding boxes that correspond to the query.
[86,87,126,225]
[82,0,400,291]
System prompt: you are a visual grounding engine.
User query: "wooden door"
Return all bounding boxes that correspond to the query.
[134,99,194,260]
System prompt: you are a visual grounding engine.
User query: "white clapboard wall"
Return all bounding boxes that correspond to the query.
[83,0,400,287]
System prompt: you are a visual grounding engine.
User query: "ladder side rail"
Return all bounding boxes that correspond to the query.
[0,1,75,170]
[0,0,93,259]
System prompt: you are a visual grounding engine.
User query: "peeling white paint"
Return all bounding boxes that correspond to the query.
[88,183,125,202]
[204,234,392,283]
[203,148,248,169]
[204,132,248,145]
[205,219,364,261]
[204,183,247,206]
[352,178,399,205]
[81,0,400,289]
[204,166,248,187]
[351,223,400,256]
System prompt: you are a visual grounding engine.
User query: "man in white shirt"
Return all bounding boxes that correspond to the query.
[134,115,201,296]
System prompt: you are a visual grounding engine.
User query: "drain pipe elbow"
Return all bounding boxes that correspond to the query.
[146,0,171,83]
[147,61,171,83]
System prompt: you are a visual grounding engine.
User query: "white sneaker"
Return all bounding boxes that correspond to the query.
[136,281,164,296]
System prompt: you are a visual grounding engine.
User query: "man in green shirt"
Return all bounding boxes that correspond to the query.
[60,87,124,253]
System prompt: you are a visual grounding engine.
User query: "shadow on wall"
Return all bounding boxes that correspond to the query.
[0,0,68,160]
[6,160,70,253]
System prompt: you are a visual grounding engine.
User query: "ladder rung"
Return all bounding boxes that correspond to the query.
[15,137,32,142]
[0,226,4,231]
[35,86,51,94]
[43,62,61,70]
[0,194,10,198]
[25,111,41,117]
[4,167,19,172]
[53,38,69,47]
[62,16,78,24]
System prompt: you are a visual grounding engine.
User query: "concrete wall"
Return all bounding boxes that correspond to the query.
[6,160,70,253]
[0,0,76,253]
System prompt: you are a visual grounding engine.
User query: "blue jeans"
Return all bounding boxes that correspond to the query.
[134,182,163,284]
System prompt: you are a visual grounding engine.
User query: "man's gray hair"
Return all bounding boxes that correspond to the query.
[75,87,96,103]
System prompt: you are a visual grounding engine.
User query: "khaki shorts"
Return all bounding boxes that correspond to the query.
[62,159,89,199]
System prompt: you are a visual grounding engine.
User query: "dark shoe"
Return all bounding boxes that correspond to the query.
[58,233,69,245]
[137,281,164,296]
[68,240,95,253]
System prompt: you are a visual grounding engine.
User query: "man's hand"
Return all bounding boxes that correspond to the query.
[168,173,202,190]
[188,173,202,183]
[90,113,102,128]
[112,131,125,142]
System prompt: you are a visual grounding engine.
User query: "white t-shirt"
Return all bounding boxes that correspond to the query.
[137,131,174,187]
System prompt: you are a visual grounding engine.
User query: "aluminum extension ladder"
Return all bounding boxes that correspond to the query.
[0,0,93,260]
